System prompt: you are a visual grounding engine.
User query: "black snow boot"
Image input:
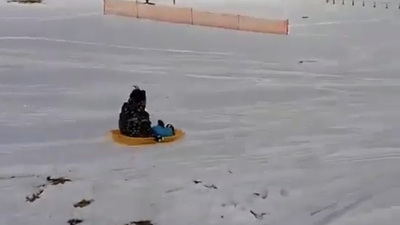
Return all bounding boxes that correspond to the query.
[157,119,165,127]
[166,124,175,135]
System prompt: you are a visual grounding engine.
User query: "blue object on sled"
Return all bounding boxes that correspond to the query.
[151,125,174,137]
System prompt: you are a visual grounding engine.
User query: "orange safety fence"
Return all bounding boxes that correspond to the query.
[103,0,289,35]
[239,16,289,35]
[138,3,193,24]
[104,0,138,17]
[192,10,239,30]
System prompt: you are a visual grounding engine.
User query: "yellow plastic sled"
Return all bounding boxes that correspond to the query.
[109,129,185,146]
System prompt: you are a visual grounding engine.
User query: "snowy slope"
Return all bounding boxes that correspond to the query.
[1,0,400,225]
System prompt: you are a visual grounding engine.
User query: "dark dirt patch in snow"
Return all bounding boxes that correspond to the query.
[26,189,44,202]
[73,199,94,208]
[193,179,202,184]
[250,210,269,219]
[125,220,154,225]
[193,179,218,189]
[253,189,268,199]
[204,184,218,189]
[67,218,83,225]
[46,176,72,185]
[26,176,72,203]
[7,0,43,3]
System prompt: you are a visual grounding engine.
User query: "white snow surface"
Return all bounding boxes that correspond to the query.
[1,0,400,225]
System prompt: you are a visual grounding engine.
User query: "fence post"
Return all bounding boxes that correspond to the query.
[135,0,139,18]
[286,19,289,35]
[237,14,240,30]
[190,8,193,25]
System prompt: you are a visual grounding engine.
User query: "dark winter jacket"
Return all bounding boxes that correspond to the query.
[119,99,152,137]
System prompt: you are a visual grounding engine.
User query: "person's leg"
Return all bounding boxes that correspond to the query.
[166,124,175,135]
[152,124,174,137]
[159,126,174,137]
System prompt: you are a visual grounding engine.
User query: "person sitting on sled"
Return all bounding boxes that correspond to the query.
[118,86,175,141]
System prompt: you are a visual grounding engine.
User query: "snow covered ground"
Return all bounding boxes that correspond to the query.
[1,0,400,224]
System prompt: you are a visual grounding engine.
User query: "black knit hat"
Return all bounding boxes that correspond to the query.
[129,86,146,102]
